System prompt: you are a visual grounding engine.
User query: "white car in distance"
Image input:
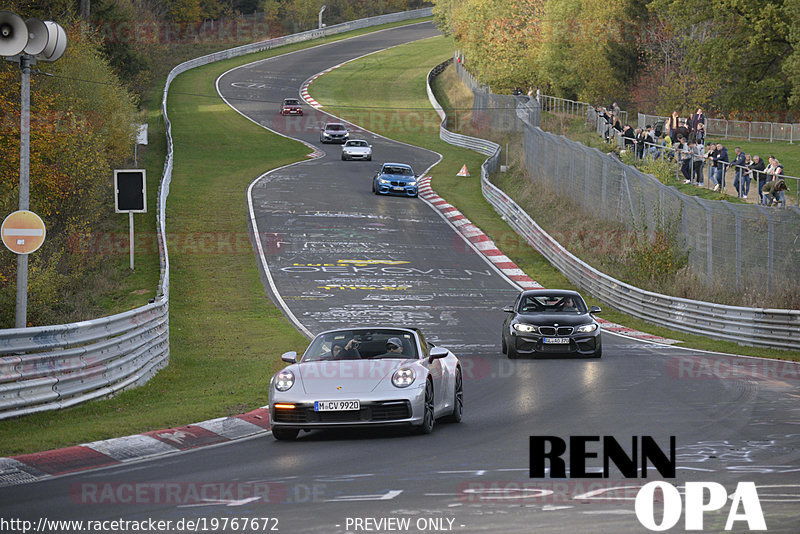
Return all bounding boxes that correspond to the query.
[341,139,372,161]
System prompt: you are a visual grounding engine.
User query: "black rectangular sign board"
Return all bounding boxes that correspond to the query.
[114,169,147,213]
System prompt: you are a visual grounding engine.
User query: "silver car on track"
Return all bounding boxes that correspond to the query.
[268,327,463,440]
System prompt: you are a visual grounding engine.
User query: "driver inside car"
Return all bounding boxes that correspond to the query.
[373,337,405,358]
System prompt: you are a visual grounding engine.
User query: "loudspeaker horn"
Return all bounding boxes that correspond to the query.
[38,21,66,62]
[23,18,47,56]
[0,11,27,57]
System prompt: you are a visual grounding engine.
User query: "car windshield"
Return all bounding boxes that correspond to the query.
[519,294,587,313]
[327,124,346,131]
[284,99,300,105]
[347,141,368,147]
[383,166,414,176]
[302,329,418,361]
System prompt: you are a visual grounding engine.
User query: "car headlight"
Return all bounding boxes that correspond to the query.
[392,368,415,388]
[576,323,598,333]
[379,178,389,184]
[407,181,417,187]
[275,369,295,391]
[513,323,539,334]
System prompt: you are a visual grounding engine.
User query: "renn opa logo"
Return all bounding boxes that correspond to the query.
[529,436,766,531]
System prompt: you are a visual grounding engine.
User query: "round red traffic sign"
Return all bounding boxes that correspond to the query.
[1,210,46,254]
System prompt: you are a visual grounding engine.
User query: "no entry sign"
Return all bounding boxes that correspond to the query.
[1,210,46,254]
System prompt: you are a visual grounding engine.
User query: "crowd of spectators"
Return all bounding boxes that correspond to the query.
[593,105,791,206]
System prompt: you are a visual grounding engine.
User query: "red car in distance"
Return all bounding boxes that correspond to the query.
[280,98,303,116]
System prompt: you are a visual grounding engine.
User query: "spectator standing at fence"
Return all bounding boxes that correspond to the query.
[662,133,673,161]
[679,138,693,183]
[691,141,705,185]
[730,147,747,197]
[694,122,706,146]
[741,154,753,199]
[690,108,705,132]
[622,125,636,149]
[668,110,680,142]
[635,127,647,159]
[710,143,729,191]
[751,155,767,202]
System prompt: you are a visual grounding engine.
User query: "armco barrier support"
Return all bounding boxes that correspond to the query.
[427,60,800,351]
[0,8,433,420]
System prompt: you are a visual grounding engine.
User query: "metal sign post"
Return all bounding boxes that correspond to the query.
[114,169,147,270]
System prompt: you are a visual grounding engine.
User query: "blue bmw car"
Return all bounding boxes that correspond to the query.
[372,163,418,197]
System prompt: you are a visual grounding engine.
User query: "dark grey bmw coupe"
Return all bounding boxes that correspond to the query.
[501,289,602,359]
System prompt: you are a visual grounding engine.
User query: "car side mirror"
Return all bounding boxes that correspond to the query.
[428,347,448,363]
[590,306,601,314]
[503,305,514,313]
[281,351,297,363]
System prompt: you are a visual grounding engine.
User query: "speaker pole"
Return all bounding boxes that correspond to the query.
[15,54,30,328]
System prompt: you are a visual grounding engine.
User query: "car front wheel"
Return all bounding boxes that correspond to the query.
[442,368,463,423]
[506,338,519,359]
[271,427,299,441]
[413,380,435,434]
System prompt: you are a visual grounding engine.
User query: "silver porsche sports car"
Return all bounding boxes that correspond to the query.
[268,327,463,440]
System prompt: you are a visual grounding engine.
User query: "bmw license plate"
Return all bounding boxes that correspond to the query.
[543,338,570,344]
[314,400,360,411]
[393,186,405,191]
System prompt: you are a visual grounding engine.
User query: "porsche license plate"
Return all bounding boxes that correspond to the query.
[543,337,570,344]
[314,400,360,411]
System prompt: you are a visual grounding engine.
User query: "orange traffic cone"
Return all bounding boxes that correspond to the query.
[456,164,470,177]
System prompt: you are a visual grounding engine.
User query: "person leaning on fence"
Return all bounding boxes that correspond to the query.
[751,155,768,202]
[709,143,729,191]
[741,154,754,199]
[762,178,789,207]
[622,125,636,148]
[662,133,673,162]
[767,158,786,206]
[730,147,747,198]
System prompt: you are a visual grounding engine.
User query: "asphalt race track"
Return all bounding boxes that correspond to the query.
[1,22,799,534]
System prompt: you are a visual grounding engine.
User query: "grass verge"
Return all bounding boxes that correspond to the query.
[309,38,800,362]
[0,17,432,456]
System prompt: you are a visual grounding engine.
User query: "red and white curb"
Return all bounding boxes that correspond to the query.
[0,407,271,487]
[300,65,343,109]
[417,177,680,345]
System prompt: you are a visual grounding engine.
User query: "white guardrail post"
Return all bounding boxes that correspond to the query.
[0,8,434,420]
[426,60,800,351]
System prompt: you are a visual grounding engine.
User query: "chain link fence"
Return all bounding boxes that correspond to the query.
[522,124,800,289]
[639,113,799,143]
[452,54,539,131]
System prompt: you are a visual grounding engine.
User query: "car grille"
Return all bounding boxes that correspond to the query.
[274,408,307,423]
[538,326,574,336]
[390,181,408,187]
[371,401,411,421]
[273,401,411,424]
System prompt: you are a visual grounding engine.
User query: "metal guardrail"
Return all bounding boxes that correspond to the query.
[0,8,433,420]
[427,59,800,351]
